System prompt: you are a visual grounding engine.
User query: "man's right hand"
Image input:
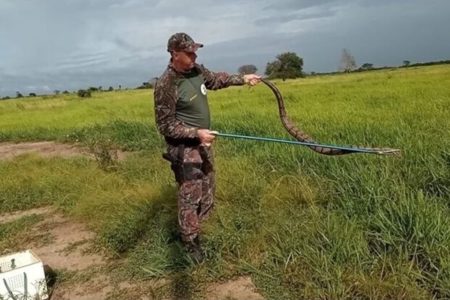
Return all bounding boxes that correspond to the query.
[197,129,218,146]
[243,74,262,86]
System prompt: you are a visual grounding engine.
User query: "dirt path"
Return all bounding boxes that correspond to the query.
[0,141,91,159]
[207,277,265,300]
[0,141,128,160]
[0,206,53,225]
[0,208,264,300]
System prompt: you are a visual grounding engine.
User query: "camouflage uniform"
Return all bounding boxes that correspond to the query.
[154,33,245,247]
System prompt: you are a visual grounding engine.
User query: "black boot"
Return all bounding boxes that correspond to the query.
[185,237,204,264]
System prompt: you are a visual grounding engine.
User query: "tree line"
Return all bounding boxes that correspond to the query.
[239,49,450,78]
[1,85,122,100]
[3,51,449,100]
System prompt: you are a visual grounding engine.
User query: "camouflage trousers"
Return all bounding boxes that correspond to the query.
[167,144,215,244]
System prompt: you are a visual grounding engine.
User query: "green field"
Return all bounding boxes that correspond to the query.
[1,65,449,299]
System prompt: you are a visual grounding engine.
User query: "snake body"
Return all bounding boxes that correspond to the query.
[260,78,400,156]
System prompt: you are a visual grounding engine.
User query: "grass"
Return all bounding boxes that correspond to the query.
[0,214,44,252]
[0,65,449,299]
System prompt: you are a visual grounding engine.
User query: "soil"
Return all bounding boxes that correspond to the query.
[206,277,265,300]
[0,141,128,161]
[0,142,265,299]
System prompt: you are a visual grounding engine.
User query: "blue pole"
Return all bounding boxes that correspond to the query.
[213,132,400,155]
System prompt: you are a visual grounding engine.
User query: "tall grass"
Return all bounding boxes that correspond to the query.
[0,65,449,298]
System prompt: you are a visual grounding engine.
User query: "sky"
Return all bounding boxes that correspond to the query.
[1,0,449,97]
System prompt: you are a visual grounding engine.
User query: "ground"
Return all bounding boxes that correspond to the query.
[0,142,265,300]
[0,141,92,160]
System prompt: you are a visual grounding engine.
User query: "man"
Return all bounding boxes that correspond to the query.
[154,32,260,263]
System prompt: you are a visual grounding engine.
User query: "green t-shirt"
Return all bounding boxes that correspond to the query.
[175,69,210,129]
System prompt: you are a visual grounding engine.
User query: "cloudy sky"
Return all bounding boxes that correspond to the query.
[1,0,449,97]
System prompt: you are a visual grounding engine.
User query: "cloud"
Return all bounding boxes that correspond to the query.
[255,8,336,26]
[55,52,111,71]
[1,0,450,97]
[263,0,339,12]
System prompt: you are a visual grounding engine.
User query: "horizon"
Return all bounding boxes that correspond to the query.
[2,60,449,99]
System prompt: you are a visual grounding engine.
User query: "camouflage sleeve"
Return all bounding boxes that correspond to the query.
[198,64,245,90]
[154,79,198,139]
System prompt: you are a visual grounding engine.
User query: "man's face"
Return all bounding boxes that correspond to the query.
[172,50,197,71]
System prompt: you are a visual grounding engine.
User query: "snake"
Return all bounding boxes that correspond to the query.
[260,78,400,156]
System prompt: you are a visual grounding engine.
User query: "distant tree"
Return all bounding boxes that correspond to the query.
[360,63,374,70]
[62,90,69,94]
[136,82,153,89]
[150,77,159,87]
[29,93,37,97]
[2,96,11,100]
[16,91,23,98]
[77,89,91,98]
[54,90,60,95]
[339,48,357,72]
[265,52,303,80]
[88,87,98,92]
[118,85,122,90]
[108,86,114,92]
[238,64,257,75]
[403,60,411,67]
[98,86,103,91]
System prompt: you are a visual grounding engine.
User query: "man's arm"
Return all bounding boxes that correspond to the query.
[199,65,261,90]
[199,65,245,90]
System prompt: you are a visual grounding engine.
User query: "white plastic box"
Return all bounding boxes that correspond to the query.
[0,250,48,300]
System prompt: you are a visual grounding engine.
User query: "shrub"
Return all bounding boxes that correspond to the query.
[77,89,91,98]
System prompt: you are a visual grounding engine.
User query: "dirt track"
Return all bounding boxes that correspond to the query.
[0,141,92,159]
[0,141,128,161]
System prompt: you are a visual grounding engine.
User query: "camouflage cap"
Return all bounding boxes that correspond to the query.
[167,32,203,53]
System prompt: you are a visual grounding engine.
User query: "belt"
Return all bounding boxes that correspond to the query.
[165,136,200,147]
